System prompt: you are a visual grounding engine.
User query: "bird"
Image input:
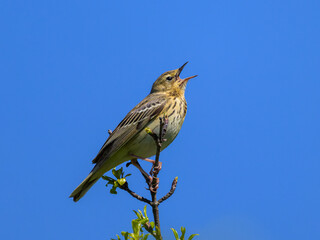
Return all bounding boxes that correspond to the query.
[70,62,197,202]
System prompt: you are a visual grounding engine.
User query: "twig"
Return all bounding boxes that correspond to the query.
[119,182,151,205]
[158,177,178,204]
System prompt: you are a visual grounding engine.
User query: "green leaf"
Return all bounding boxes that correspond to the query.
[143,206,148,219]
[142,234,150,240]
[110,186,118,194]
[125,173,132,178]
[112,167,124,179]
[112,207,164,240]
[149,222,155,229]
[171,228,179,240]
[102,176,114,181]
[112,234,121,240]
[180,227,186,239]
[119,167,124,178]
[140,218,149,225]
[102,176,116,188]
[121,231,129,240]
[132,219,141,236]
[134,210,143,219]
[133,210,139,218]
[111,168,117,177]
[187,234,199,240]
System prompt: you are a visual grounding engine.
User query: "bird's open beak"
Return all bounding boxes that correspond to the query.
[177,62,198,84]
[177,62,189,76]
[182,75,198,83]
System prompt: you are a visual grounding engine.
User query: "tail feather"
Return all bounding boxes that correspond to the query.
[70,154,127,202]
[69,173,99,202]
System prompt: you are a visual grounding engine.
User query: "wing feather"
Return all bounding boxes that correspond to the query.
[92,93,167,164]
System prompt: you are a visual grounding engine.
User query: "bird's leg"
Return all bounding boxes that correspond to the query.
[130,158,152,184]
[130,154,155,164]
[129,155,162,191]
[130,154,162,176]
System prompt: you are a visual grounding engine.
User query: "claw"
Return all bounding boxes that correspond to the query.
[149,177,159,192]
[149,161,162,175]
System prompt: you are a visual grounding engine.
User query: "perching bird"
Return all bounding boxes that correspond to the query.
[70,62,197,202]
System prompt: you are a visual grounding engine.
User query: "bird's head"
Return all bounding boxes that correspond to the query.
[150,62,197,96]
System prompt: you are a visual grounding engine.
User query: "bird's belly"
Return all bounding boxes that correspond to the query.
[127,114,184,159]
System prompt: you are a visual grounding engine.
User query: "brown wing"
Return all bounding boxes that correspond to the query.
[92,92,167,164]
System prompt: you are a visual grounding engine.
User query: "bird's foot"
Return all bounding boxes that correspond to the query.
[129,154,162,191]
[149,161,162,176]
[149,177,159,192]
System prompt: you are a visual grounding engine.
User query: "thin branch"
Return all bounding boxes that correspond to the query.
[158,177,178,204]
[119,182,151,205]
[108,116,178,240]
[146,116,168,240]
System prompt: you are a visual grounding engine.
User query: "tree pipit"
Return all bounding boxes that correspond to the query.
[70,62,197,201]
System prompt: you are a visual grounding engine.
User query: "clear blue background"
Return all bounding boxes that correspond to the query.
[1,1,319,239]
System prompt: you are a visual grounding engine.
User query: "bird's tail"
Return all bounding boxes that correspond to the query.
[69,172,100,202]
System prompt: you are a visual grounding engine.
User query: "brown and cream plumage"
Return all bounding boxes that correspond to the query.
[70,62,197,202]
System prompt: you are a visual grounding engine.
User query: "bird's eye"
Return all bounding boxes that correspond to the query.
[166,76,173,81]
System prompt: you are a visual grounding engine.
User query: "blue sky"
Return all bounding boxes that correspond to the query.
[1,0,319,239]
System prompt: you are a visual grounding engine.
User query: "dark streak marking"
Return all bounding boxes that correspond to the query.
[168,110,175,118]
[172,100,177,109]
[165,103,172,112]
